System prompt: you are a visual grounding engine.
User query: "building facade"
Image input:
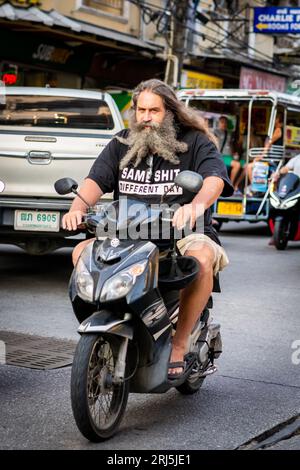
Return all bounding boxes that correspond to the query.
[0,0,299,92]
[0,0,165,90]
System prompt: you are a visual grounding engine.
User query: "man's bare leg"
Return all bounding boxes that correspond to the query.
[234,165,246,190]
[230,160,241,188]
[73,239,215,376]
[247,162,254,184]
[72,238,94,266]
[168,243,215,376]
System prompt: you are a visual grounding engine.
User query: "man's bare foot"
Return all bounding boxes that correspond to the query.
[168,343,186,376]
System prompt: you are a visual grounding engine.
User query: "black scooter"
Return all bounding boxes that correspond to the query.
[55,171,223,442]
[269,172,300,250]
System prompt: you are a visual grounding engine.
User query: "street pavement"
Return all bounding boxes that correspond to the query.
[0,222,299,450]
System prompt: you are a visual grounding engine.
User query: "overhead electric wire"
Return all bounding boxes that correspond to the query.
[173,7,283,68]
[193,2,278,62]
[183,24,283,72]
[204,3,248,49]
[184,2,278,64]
[125,0,286,71]
[206,11,277,63]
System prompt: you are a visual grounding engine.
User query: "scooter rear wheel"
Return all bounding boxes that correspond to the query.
[176,367,205,395]
[71,333,129,442]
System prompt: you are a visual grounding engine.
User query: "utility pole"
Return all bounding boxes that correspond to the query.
[165,1,190,89]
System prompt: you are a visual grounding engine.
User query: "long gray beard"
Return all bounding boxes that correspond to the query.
[116,112,188,170]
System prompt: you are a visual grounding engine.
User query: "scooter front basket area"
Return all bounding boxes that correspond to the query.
[158,256,199,290]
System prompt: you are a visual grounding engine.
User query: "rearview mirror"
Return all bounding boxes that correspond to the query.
[54,178,78,195]
[174,171,203,194]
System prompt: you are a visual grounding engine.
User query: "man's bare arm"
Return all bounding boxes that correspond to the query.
[279,165,290,175]
[256,128,282,162]
[192,176,224,212]
[272,164,290,182]
[172,176,224,230]
[62,178,103,231]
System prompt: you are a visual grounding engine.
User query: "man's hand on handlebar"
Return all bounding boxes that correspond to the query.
[62,210,86,231]
[172,203,201,230]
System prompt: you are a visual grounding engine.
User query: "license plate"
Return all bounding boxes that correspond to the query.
[217,201,243,216]
[14,210,60,232]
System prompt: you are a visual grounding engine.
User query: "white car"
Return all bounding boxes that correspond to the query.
[0,86,124,254]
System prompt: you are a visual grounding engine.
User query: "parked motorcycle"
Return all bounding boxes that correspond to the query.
[55,171,223,442]
[269,172,300,250]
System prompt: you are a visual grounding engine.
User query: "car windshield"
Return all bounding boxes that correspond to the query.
[0,95,114,130]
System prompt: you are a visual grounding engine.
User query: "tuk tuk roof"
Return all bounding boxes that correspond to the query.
[177,89,300,108]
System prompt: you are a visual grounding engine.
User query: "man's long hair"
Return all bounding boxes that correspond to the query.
[131,79,218,147]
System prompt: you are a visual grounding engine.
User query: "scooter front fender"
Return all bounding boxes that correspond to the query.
[78,310,133,339]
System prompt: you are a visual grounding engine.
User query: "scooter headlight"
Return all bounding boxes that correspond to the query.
[282,199,297,209]
[270,198,280,208]
[100,261,147,302]
[270,193,280,208]
[75,257,94,302]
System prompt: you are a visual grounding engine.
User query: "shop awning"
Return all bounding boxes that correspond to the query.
[193,49,291,79]
[0,2,161,53]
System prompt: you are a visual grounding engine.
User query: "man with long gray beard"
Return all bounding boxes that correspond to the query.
[63,79,233,379]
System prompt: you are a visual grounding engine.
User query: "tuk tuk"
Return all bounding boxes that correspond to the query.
[178,89,300,229]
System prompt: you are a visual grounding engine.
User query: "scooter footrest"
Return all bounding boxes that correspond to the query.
[199,364,218,377]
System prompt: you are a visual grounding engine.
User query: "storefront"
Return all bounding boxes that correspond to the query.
[187,52,291,91]
[86,52,164,91]
[180,70,223,89]
[0,26,94,88]
[0,1,163,90]
[239,66,287,92]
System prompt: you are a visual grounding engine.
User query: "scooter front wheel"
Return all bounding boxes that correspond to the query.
[71,334,129,442]
[274,218,289,250]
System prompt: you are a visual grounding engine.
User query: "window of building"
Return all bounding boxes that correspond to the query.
[82,0,124,16]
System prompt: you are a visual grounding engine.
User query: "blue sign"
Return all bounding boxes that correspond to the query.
[254,7,300,34]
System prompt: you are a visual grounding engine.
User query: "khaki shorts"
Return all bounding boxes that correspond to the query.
[177,234,229,276]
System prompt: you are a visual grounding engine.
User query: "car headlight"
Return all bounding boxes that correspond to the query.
[75,257,94,302]
[100,261,147,302]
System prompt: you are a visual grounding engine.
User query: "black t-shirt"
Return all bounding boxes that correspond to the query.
[88,127,233,245]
